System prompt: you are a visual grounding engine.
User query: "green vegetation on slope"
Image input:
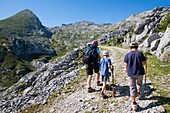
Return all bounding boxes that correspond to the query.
[0,48,35,90]
[0,9,42,37]
[145,52,170,112]
[102,37,124,46]
[50,25,100,57]
[155,13,170,33]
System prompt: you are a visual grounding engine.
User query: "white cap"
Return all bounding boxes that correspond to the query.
[102,51,109,56]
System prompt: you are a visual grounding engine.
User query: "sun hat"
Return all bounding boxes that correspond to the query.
[129,42,138,48]
[102,51,109,56]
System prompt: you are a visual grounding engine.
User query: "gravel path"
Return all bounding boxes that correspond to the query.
[41,46,165,113]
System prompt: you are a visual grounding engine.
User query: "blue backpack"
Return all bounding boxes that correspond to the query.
[83,44,98,64]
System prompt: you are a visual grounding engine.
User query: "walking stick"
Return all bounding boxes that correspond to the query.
[111,65,115,97]
[144,62,147,98]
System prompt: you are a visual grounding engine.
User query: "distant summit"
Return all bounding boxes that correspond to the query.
[0,9,52,38]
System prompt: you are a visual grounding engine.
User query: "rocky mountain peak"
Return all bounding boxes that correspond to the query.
[14,9,37,18]
[0,9,52,38]
[9,9,44,32]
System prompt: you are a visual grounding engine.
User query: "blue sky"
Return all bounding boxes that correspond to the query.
[0,0,170,27]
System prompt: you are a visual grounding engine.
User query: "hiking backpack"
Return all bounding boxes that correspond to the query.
[83,44,98,64]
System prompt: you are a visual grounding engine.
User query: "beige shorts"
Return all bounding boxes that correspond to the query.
[128,75,143,97]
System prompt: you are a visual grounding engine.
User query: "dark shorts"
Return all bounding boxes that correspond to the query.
[86,63,99,75]
[102,76,110,82]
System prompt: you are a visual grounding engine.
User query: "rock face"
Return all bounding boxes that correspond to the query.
[0,48,81,113]
[156,27,170,62]
[122,6,170,62]
[0,9,56,86]
[10,38,56,60]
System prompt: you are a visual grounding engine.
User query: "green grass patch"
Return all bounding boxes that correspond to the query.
[146,53,170,112]
[0,51,34,88]
[155,13,170,33]
[107,37,124,46]
[146,54,170,77]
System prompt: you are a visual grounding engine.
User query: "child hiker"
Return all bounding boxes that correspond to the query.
[124,42,146,111]
[100,51,113,99]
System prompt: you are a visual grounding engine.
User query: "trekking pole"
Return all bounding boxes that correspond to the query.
[111,65,115,97]
[144,62,147,98]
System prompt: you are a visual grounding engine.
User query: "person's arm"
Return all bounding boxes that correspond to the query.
[108,59,113,71]
[124,54,128,73]
[98,54,101,60]
[142,61,146,65]
[141,52,147,65]
[125,63,128,73]
[97,48,101,60]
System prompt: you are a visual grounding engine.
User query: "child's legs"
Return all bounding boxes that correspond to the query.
[101,76,109,93]
[136,75,143,93]
[102,82,107,93]
[129,76,137,97]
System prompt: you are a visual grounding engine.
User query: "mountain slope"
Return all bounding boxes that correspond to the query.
[0,9,56,91]
[0,6,170,113]
[0,9,52,38]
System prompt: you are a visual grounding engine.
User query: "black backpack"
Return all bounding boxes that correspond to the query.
[82,44,98,64]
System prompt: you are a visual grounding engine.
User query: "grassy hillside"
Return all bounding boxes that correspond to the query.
[0,45,35,91]
[145,52,170,112]
[155,13,170,33]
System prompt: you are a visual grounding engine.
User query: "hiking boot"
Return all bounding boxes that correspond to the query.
[88,87,95,93]
[101,92,108,99]
[131,102,138,111]
[97,81,101,86]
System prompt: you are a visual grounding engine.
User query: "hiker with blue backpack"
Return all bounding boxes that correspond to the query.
[124,42,146,111]
[83,40,101,93]
[100,51,113,99]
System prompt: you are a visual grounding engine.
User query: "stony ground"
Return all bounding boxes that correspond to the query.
[34,46,166,113]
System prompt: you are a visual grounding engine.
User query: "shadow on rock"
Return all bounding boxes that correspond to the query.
[138,96,170,112]
[105,82,156,98]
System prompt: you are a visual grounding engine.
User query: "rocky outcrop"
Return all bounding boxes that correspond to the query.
[122,6,170,62]
[156,27,170,62]
[150,39,161,51]
[10,38,56,61]
[134,18,151,34]
[0,48,81,113]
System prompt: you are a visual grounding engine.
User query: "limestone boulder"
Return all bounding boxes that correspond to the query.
[134,18,151,34]
[150,39,160,51]
[156,27,170,62]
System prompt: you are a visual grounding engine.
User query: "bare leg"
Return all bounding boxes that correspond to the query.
[102,82,106,93]
[96,72,100,82]
[132,96,136,102]
[87,75,92,88]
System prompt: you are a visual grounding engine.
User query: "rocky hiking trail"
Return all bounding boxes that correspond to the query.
[39,46,166,113]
